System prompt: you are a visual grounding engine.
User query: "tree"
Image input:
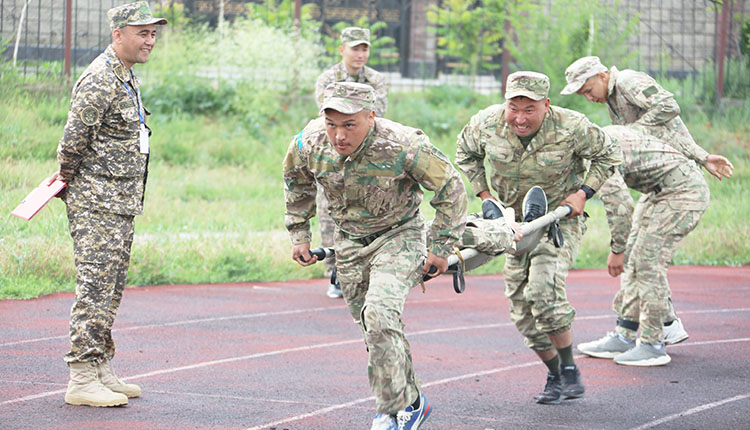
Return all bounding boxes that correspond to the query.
[427,0,508,82]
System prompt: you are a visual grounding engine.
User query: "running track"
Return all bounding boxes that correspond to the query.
[1,266,749,430]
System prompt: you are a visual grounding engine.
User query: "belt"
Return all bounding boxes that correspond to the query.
[348,215,416,247]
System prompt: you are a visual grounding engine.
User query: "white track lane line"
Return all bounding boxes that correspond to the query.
[5,306,749,348]
[0,297,463,348]
[628,393,750,430]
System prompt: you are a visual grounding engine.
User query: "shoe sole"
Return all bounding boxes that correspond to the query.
[577,346,631,359]
[535,397,562,405]
[64,395,128,407]
[664,334,688,345]
[614,355,671,367]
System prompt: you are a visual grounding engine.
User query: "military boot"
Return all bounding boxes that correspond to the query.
[97,359,142,398]
[65,361,128,407]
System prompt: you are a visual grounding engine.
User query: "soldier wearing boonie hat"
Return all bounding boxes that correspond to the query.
[561,55,734,363]
[108,1,168,31]
[560,56,730,182]
[560,56,608,95]
[314,28,389,298]
[456,70,622,405]
[284,80,467,429]
[54,1,167,408]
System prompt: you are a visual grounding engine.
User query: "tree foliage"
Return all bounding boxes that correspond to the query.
[426,0,508,78]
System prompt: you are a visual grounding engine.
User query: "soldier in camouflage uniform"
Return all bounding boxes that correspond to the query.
[284,82,466,430]
[314,27,389,297]
[561,56,734,344]
[50,1,167,408]
[577,126,728,366]
[455,71,622,405]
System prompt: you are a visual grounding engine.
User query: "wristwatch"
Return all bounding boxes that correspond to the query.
[580,185,595,200]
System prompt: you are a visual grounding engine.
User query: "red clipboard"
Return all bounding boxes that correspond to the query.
[11,178,67,221]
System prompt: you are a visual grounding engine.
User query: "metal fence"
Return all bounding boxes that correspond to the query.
[2,0,748,99]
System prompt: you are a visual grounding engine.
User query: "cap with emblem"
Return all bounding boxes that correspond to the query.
[320,82,376,115]
[108,1,168,31]
[560,56,608,95]
[504,71,550,101]
[340,27,371,48]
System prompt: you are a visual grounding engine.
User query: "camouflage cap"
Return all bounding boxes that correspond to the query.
[108,1,168,31]
[561,56,608,95]
[320,82,376,115]
[504,71,550,101]
[340,27,371,47]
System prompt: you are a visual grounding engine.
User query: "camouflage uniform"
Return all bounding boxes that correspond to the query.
[562,56,709,165]
[598,126,709,344]
[455,72,621,351]
[562,57,714,340]
[423,212,516,265]
[284,83,467,414]
[314,28,388,277]
[316,62,388,117]
[57,41,152,363]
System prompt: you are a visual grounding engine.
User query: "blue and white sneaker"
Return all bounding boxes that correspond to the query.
[371,413,397,430]
[396,392,432,430]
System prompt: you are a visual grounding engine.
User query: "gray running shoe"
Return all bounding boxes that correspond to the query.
[577,332,634,358]
[663,318,689,345]
[614,342,671,367]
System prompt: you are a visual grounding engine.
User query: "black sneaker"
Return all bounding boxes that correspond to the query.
[481,199,504,220]
[534,372,562,405]
[561,364,585,399]
[522,186,547,222]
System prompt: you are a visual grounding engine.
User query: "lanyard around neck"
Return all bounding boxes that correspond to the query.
[105,54,144,126]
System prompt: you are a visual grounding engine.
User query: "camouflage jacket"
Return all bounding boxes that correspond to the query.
[57,45,150,216]
[606,66,709,165]
[315,62,388,117]
[283,117,468,258]
[599,125,709,253]
[455,104,622,218]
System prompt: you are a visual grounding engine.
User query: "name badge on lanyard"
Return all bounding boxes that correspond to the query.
[139,124,149,154]
[106,54,150,154]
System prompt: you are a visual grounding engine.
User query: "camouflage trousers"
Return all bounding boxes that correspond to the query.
[505,216,585,351]
[426,212,515,256]
[64,207,134,364]
[614,194,707,344]
[335,214,426,415]
[316,185,336,278]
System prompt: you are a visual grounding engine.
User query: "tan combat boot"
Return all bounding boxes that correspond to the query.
[96,359,142,398]
[65,361,128,407]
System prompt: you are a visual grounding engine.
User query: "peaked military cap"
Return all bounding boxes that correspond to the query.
[320,82,376,115]
[340,27,371,47]
[108,1,168,31]
[505,71,550,101]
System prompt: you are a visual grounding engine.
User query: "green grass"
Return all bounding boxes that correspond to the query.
[2,83,749,299]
